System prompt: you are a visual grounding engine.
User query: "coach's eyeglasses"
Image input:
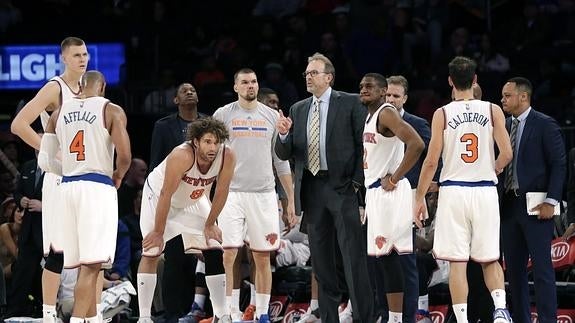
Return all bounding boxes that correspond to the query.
[302,70,327,78]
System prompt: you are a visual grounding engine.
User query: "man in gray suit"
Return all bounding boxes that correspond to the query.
[275,53,374,322]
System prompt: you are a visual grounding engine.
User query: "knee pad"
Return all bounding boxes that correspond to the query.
[45,250,64,274]
[202,249,225,276]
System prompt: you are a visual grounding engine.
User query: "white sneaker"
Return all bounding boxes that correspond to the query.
[295,308,321,323]
[215,315,233,323]
[230,310,243,322]
[338,308,353,323]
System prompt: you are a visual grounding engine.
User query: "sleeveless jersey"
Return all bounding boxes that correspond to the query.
[41,76,80,130]
[363,104,405,186]
[147,143,226,208]
[55,96,114,178]
[439,100,497,183]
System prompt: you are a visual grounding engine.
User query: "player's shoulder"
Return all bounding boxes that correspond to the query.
[154,113,178,125]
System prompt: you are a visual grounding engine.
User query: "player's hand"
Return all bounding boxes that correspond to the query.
[562,223,575,241]
[112,170,123,189]
[142,231,164,252]
[20,196,30,209]
[381,174,397,191]
[530,202,555,220]
[413,198,428,229]
[27,199,42,212]
[276,110,292,135]
[204,223,222,244]
[282,201,298,235]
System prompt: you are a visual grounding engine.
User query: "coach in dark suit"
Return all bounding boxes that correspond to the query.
[149,82,206,322]
[499,77,566,323]
[275,53,373,322]
[6,158,44,317]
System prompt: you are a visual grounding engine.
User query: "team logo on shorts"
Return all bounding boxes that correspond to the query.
[375,235,387,249]
[266,233,278,245]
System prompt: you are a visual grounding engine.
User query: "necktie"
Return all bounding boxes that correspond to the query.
[308,100,321,175]
[505,118,520,191]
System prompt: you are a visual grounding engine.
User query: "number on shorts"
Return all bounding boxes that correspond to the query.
[460,133,478,163]
[70,130,86,161]
[190,189,205,200]
[363,148,368,169]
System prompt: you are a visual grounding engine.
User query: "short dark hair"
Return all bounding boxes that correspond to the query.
[448,56,477,90]
[80,70,105,88]
[507,77,533,98]
[61,37,85,53]
[364,73,388,89]
[234,68,256,83]
[186,117,229,143]
[387,75,409,94]
[257,87,277,101]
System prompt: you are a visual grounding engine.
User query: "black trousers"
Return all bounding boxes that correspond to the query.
[6,238,43,317]
[302,171,374,322]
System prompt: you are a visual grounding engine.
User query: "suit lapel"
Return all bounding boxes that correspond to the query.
[299,98,313,146]
[518,109,536,158]
[326,91,340,142]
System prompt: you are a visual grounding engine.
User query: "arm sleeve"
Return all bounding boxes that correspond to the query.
[38,134,62,175]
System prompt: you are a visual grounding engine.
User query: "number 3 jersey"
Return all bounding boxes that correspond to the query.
[55,96,114,178]
[440,100,497,184]
[146,143,225,208]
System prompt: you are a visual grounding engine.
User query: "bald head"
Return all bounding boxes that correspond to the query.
[81,70,106,97]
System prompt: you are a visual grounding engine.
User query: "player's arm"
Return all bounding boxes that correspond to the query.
[106,103,132,188]
[379,108,425,189]
[11,82,60,150]
[155,148,194,234]
[414,108,445,227]
[37,109,62,175]
[491,104,512,174]
[204,147,236,242]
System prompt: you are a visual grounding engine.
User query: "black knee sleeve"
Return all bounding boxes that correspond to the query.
[381,253,404,293]
[45,250,64,274]
[202,249,225,276]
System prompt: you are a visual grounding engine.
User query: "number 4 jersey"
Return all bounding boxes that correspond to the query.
[55,96,115,178]
[439,99,497,184]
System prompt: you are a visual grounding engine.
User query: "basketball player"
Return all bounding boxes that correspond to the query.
[38,70,131,322]
[360,73,424,323]
[10,36,88,323]
[136,117,236,323]
[213,68,296,323]
[413,56,513,323]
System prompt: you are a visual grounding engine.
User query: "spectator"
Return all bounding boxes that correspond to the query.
[117,158,147,217]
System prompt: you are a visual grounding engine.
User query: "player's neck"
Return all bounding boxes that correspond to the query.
[178,106,198,121]
[452,88,475,101]
[238,98,258,110]
[368,99,386,114]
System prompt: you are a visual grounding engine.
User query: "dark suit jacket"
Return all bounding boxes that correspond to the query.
[13,159,43,250]
[275,90,367,214]
[149,112,208,169]
[499,109,566,205]
[403,111,431,188]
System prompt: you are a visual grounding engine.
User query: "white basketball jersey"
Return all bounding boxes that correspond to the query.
[363,104,405,186]
[147,144,226,208]
[41,76,80,130]
[55,96,114,178]
[439,100,497,183]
